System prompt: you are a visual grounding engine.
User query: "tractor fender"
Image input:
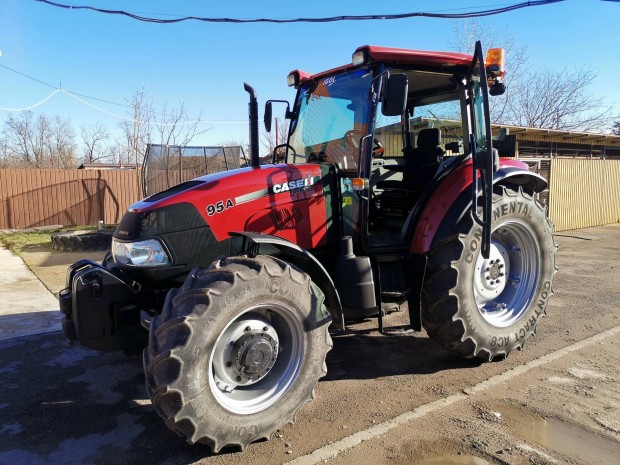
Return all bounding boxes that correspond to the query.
[409,159,547,254]
[494,162,547,193]
[229,231,345,329]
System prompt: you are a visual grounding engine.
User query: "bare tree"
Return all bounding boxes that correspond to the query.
[2,111,76,168]
[0,136,11,168]
[119,89,209,195]
[81,122,110,164]
[153,102,209,149]
[149,102,209,188]
[119,89,209,167]
[119,88,153,168]
[3,111,44,167]
[118,89,154,197]
[49,115,77,168]
[107,140,127,166]
[450,20,528,125]
[260,116,289,161]
[507,67,613,131]
[450,20,613,132]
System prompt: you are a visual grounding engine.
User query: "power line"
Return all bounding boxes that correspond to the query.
[0,64,58,90]
[0,89,61,112]
[63,90,246,125]
[32,1,540,19]
[35,0,566,24]
[1,63,132,109]
[0,88,248,125]
[0,64,247,124]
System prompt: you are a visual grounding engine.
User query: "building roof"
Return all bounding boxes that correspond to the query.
[78,163,139,170]
[494,124,620,147]
[404,117,620,158]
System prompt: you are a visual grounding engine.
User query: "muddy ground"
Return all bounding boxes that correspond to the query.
[1,224,619,465]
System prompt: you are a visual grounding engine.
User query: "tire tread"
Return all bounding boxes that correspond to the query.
[144,255,332,452]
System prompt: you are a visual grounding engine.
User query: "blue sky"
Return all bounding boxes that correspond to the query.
[1,0,619,148]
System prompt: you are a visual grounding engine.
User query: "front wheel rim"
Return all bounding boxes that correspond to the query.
[473,220,540,327]
[209,303,304,415]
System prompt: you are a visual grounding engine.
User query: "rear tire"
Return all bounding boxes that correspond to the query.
[143,255,332,452]
[422,187,557,361]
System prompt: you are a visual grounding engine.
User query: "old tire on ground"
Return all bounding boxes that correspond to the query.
[143,255,332,452]
[421,186,557,361]
[51,230,113,252]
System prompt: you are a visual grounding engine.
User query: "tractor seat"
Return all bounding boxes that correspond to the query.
[376,128,445,193]
[404,127,445,191]
[373,128,445,220]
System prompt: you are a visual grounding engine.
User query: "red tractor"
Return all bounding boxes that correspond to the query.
[60,42,556,451]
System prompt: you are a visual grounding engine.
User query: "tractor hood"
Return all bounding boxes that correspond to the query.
[118,163,332,250]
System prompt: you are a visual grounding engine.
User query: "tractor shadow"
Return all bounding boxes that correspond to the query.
[0,320,480,465]
[323,316,482,382]
[0,332,217,465]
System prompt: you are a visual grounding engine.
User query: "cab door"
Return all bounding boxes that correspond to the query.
[468,41,495,259]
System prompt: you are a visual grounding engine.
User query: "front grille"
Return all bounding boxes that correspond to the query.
[114,203,207,241]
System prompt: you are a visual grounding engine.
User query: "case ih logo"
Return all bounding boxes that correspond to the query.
[269,176,318,194]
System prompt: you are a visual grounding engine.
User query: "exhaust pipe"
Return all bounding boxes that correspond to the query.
[244,83,260,168]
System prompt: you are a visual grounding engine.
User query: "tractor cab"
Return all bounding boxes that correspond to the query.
[258,42,508,325]
[277,42,504,258]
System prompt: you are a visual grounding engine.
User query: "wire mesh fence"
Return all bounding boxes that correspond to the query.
[143,145,246,196]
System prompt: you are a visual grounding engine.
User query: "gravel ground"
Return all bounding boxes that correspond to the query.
[0,224,618,465]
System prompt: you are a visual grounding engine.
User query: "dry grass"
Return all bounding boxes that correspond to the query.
[0,226,99,255]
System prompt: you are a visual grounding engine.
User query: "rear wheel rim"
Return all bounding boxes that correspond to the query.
[473,220,540,327]
[209,303,304,415]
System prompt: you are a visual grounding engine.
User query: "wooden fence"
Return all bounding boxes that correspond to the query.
[2,161,620,231]
[0,169,142,229]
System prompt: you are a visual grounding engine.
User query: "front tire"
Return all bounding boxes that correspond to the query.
[422,187,557,361]
[143,255,332,452]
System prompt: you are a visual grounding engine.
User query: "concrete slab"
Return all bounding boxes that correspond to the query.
[19,249,106,297]
[554,222,620,240]
[0,246,60,341]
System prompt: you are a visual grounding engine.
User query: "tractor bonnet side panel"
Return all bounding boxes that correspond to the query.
[129,164,335,251]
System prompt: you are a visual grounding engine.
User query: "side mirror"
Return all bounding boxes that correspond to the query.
[264,101,273,132]
[489,81,506,96]
[381,74,408,116]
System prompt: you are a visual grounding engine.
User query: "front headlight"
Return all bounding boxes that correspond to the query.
[112,238,171,267]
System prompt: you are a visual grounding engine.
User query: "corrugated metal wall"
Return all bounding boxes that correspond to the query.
[0,169,141,229]
[548,159,620,231]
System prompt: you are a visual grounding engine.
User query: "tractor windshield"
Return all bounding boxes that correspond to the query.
[288,68,373,170]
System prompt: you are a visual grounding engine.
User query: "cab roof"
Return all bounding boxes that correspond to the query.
[289,45,473,85]
[359,45,473,67]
